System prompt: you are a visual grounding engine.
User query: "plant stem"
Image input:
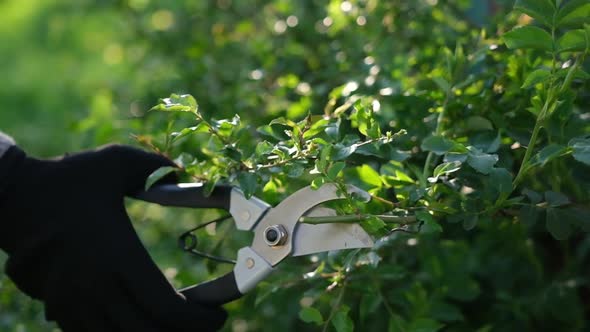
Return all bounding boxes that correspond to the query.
[512,114,544,188]
[322,283,347,332]
[300,214,417,224]
[422,91,451,184]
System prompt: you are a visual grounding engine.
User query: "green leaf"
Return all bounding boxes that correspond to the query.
[238,172,259,198]
[522,68,552,88]
[503,26,553,51]
[359,292,382,322]
[489,168,513,197]
[416,210,442,233]
[408,318,444,332]
[523,188,543,204]
[285,163,305,178]
[361,215,387,235]
[529,144,569,168]
[327,161,346,179]
[466,116,494,131]
[569,137,590,165]
[432,76,451,93]
[171,122,210,142]
[421,136,457,155]
[467,148,499,174]
[556,0,590,27]
[298,307,323,325]
[311,176,326,189]
[544,191,571,207]
[519,204,542,227]
[463,214,478,231]
[357,164,383,188]
[332,305,354,332]
[430,161,462,183]
[145,166,177,190]
[556,29,588,52]
[546,208,573,240]
[388,315,407,332]
[255,141,274,156]
[514,0,556,27]
[151,94,199,114]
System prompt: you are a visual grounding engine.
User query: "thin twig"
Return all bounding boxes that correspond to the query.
[322,283,347,332]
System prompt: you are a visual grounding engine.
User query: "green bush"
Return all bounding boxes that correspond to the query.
[1,1,589,331]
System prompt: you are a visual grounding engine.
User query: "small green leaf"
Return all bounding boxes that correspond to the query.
[311,176,326,189]
[238,172,259,198]
[546,208,573,240]
[514,0,556,27]
[467,148,499,174]
[544,191,571,207]
[530,144,569,167]
[569,137,590,165]
[327,161,346,179]
[151,94,199,114]
[416,210,442,234]
[255,141,274,156]
[556,29,588,52]
[523,188,543,204]
[361,215,387,235]
[519,204,542,227]
[421,136,456,155]
[466,116,494,131]
[285,163,305,178]
[432,76,451,93]
[357,164,383,188]
[503,26,553,51]
[430,161,462,183]
[556,0,590,28]
[332,305,354,332]
[408,318,444,332]
[463,214,478,231]
[145,166,177,190]
[298,307,323,325]
[522,68,551,88]
[489,168,513,196]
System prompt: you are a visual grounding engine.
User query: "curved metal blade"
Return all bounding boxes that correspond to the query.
[292,207,374,256]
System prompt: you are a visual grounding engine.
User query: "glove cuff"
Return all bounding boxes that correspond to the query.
[0,132,15,159]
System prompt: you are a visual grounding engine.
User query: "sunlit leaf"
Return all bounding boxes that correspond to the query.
[514,0,556,27]
[556,0,590,27]
[569,137,590,165]
[556,29,588,52]
[503,26,553,51]
[522,68,551,88]
[144,166,177,190]
[151,94,199,114]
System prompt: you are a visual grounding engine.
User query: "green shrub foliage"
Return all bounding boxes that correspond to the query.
[1,0,590,331]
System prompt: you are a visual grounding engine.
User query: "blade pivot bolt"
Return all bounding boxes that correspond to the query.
[264,225,287,246]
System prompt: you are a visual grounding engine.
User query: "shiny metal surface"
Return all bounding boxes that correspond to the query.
[251,184,370,266]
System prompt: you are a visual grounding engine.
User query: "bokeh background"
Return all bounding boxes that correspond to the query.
[2,1,589,332]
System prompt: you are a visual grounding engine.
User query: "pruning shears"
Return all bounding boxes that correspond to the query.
[134,183,375,306]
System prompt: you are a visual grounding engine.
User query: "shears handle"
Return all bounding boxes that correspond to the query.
[132,184,243,306]
[134,183,232,210]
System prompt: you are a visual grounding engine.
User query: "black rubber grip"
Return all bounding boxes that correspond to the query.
[179,271,243,306]
[133,184,232,210]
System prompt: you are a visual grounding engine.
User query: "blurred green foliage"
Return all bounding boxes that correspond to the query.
[1,0,590,332]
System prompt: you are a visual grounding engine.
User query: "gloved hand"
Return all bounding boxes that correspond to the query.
[0,144,227,332]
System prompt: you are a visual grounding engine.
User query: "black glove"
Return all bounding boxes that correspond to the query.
[0,144,227,332]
